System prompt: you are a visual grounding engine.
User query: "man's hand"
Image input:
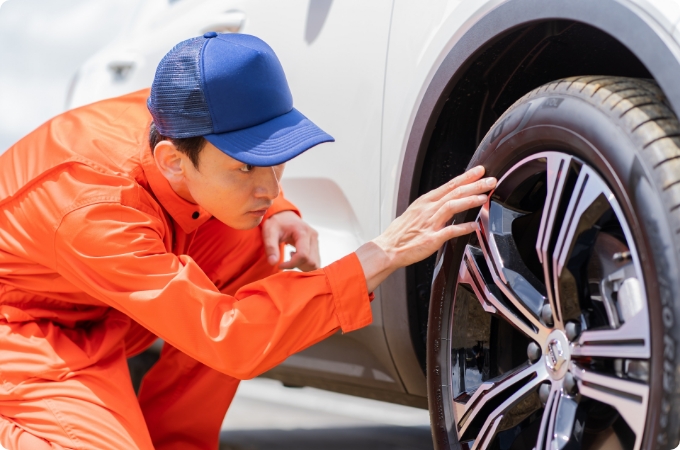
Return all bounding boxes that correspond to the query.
[356,166,496,292]
[262,210,320,271]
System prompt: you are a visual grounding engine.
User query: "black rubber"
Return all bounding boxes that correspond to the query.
[427,76,680,450]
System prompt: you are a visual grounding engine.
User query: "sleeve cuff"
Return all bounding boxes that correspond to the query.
[323,252,373,333]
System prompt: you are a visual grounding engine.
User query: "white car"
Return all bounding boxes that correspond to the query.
[68,1,680,449]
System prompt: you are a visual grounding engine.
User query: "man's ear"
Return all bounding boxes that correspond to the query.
[153,140,186,183]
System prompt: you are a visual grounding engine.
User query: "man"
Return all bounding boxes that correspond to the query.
[0,33,495,449]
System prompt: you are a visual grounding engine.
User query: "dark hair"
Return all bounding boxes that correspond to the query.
[149,122,206,169]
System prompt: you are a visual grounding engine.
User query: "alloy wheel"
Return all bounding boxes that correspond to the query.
[450,151,650,449]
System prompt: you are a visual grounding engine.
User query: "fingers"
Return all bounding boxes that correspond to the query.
[308,232,320,270]
[370,166,492,273]
[280,253,317,271]
[279,252,301,270]
[279,229,319,271]
[279,248,314,270]
[424,165,486,202]
[261,221,282,265]
[436,221,478,242]
[432,194,488,227]
[279,242,309,270]
[439,176,496,205]
[264,211,321,271]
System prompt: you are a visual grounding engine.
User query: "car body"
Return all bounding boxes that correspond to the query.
[68,1,680,448]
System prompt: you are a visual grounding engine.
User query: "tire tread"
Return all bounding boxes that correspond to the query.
[527,77,680,250]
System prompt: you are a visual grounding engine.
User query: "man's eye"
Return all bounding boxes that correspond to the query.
[240,164,254,172]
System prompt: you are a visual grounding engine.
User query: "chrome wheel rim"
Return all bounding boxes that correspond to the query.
[450,152,650,450]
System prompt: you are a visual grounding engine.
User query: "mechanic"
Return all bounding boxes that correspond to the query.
[0,33,495,450]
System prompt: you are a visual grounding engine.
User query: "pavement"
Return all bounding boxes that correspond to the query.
[219,378,434,450]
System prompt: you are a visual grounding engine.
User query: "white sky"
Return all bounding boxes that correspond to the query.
[0,0,140,152]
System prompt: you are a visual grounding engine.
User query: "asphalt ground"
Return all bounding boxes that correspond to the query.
[219,378,434,450]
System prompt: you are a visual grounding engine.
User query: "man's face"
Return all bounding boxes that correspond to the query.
[156,140,285,229]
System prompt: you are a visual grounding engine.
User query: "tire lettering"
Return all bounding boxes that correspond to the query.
[664,360,675,392]
[664,306,674,328]
[644,215,678,449]
[658,397,672,445]
[542,97,564,108]
[665,334,675,360]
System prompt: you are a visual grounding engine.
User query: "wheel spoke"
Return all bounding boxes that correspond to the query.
[553,163,610,274]
[535,383,583,450]
[470,415,503,450]
[476,206,550,342]
[457,361,548,439]
[552,166,613,322]
[458,246,498,315]
[571,363,649,450]
[535,382,561,450]
[459,245,541,340]
[535,153,576,328]
[571,306,650,359]
[551,392,581,450]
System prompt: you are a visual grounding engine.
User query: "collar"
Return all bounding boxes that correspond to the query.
[140,145,212,234]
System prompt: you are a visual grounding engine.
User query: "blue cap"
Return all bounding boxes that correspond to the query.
[147,33,334,166]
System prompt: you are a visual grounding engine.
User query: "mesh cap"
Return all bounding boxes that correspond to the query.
[147,33,334,166]
[148,37,213,138]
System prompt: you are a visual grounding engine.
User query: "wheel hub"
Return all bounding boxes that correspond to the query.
[544,330,570,380]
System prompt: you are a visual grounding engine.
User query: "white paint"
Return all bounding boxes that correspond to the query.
[223,377,429,430]
[281,177,363,266]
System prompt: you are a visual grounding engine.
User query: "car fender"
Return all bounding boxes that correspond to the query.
[381,0,680,397]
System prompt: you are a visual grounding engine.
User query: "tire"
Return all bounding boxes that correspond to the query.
[427,76,680,450]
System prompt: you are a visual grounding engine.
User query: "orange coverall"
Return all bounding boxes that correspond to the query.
[0,89,372,450]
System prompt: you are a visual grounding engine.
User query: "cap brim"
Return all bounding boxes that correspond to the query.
[204,108,334,166]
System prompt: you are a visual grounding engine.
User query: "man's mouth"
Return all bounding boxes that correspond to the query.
[248,207,269,217]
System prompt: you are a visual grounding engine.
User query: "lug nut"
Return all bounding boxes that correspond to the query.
[564,372,577,394]
[565,321,581,341]
[538,382,551,405]
[613,251,631,262]
[541,304,554,327]
[527,341,541,363]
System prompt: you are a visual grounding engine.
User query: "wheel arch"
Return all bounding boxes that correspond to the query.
[388,0,680,393]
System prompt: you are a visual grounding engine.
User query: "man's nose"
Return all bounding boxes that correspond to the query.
[254,166,280,200]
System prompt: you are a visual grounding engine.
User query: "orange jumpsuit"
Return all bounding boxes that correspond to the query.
[0,90,372,449]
